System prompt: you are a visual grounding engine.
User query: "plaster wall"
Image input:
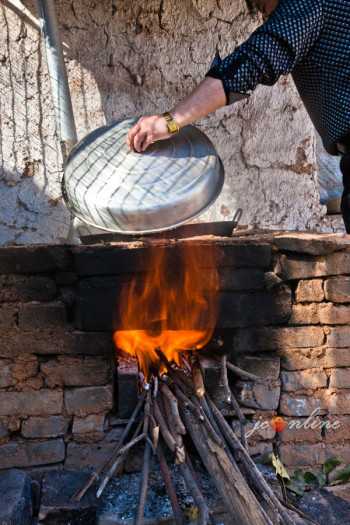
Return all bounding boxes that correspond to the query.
[0,0,344,245]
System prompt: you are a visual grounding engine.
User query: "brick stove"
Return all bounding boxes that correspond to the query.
[0,231,349,477]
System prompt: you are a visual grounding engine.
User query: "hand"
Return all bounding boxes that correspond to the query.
[126,115,171,152]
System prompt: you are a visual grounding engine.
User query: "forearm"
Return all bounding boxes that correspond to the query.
[169,77,227,128]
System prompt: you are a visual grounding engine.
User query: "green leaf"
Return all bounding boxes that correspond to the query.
[318,473,327,487]
[293,468,305,483]
[304,472,319,485]
[285,482,305,496]
[184,507,198,522]
[271,453,290,482]
[322,457,341,475]
[329,465,350,486]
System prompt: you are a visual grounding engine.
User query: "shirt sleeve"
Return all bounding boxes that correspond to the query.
[206,0,323,105]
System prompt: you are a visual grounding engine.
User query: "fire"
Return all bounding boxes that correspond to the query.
[114,243,221,377]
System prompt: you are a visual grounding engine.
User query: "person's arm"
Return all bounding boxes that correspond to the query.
[126,76,226,152]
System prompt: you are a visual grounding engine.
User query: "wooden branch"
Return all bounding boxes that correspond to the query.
[161,383,186,434]
[96,418,143,498]
[157,394,185,464]
[206,395,298,525]
[177,399,271,525]
[212,354,263,383]
[134,420,152,525]
[178,462,211,525]
[192,362,205,397]
[70,389,147,503]
[169,369,194,395]
[221,355,248,452]
[153,397,177,455]
[151,408,186,525]
[277,497,319,525]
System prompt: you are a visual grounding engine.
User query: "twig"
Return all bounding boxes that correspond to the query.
[178,462,211,525]
[163,376,204,421]
[221,355,248,451]
[153,398,178,455]
[169,369,194,395]
[70,389,147,502]
[212,354,263,383]
[150,411,186,525]
[192,361,205,397]
[97,418,143,498]
[277,497,319,525]
[161,383,186,434]
[134,421,152,525]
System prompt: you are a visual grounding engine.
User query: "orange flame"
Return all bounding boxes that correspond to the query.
[114,243,221,378]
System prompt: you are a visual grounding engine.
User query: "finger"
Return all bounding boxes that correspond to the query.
[134,131,147,152]
[141,134,152,151]
[126,124,141,148]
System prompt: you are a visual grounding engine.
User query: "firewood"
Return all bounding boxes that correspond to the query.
[221,355,248,451]
[70,388,147,503]
[178,462,212,525]
[161,383,186,434]
[134,418,152,525]
[192,362,205,397]
[178,399,271,525]
[212,354,264,383]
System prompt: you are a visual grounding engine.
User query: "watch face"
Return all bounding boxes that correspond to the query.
[169,121,179,133]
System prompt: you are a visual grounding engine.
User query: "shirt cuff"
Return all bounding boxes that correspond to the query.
[205,67,250,106]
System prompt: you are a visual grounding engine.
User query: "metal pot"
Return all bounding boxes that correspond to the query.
[62,118,224,234]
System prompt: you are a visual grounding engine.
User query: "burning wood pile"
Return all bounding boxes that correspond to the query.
[70,244,316,525]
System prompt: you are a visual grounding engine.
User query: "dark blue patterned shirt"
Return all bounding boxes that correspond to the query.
[207,0,350,155]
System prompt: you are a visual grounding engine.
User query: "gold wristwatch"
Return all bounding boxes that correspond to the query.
[163,112,180,134]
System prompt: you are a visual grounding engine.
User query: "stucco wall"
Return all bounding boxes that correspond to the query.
[0,0,344,245]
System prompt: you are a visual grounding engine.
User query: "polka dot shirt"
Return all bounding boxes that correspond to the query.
[206,0,350,155]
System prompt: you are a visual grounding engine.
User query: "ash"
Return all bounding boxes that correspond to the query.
[98,459,221,521]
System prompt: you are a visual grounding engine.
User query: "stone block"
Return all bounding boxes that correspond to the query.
[274,232,350,255]
[289,304,319,324]
[219,268,265,291]
[248,442,273,461]
[325,325,350,347]
[324,276,350,303]
[21,416,69,438]
[323,415,350,443]
[234,326,325,353]
[275,251,350,280]
[54,271,78,286]
[64,386,113,416]
[231,355,280,381]
[0,418,8,439]
[65,442,120,471]
[275,417,323,444]
[73,242,272,276]
[294,279,324,303]
[116,357,138,419]
[232,419,276,441]
[0,246,73,274]
[324,444,350,465]
[280,394,326,416]
[217,288,292,329]
[0,390,63,416]
[0,329,114,359]
[0,439,65,469]
[41,356,112,388]
[326,390,350,414]
[0,359,16,387]
[278,443,325,466]
[198,356,222,398]
[0,470,31,525]
[236,382,280,410]
[289,302,350,326]
[329,368,350,389]
[281,347,350,371]
[72,414,105,434]
[38,470,98,525]
[0,275,57,302]
[17,302,67,328]
[281,369,327,391]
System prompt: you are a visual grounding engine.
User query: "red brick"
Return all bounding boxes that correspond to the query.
[324,276,350,303]
[295,279,324,303]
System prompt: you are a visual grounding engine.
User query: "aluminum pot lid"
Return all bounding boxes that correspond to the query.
[62,118,224,234]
